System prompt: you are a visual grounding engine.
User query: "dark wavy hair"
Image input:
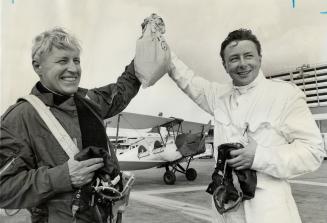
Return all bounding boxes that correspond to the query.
[220,29,262,65]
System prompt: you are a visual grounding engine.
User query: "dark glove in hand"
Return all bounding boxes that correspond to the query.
[74,146,120,182]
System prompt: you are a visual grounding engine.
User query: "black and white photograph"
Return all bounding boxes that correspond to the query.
[1,0,327,223]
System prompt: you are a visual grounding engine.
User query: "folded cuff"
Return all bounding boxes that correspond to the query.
[47,162,73,193]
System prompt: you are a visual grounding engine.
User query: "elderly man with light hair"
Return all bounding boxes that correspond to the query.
[0,27,141,223]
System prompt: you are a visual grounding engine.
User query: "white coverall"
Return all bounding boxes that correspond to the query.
[169,55,326,223]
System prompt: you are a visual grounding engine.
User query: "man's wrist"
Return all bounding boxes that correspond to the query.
[48,162,73,192]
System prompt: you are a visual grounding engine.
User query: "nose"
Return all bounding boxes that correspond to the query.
[238,57,247,69]
[239,57,246,65]
[67,61,79,73]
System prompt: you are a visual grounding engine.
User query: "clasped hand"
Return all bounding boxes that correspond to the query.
[226,136,257,170]
[68,158,104,187]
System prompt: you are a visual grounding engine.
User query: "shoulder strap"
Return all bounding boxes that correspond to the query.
[20,95,79,159]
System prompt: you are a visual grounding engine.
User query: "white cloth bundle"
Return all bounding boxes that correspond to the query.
[134,13,171,88]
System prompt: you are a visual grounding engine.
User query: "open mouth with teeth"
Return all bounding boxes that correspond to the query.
[61,76,79,82]
[237,70,251,76]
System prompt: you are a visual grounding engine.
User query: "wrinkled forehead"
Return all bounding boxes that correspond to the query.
[224,40,259,55]
[40,46,80,60]
[32,34,81,61]
[51,44,80,54]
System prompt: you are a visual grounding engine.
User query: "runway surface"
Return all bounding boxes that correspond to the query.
[124,158,327,223]
[1,159,326,223]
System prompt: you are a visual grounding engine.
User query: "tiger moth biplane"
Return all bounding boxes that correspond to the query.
[104,112,212,185]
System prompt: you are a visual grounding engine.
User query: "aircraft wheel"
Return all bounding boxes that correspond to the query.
[163,171,176,185]
[185,168,197,181]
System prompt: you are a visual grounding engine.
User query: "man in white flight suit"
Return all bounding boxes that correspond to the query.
[167,29,326,223]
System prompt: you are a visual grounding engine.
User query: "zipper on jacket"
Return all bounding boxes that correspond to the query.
[0,158,16,176]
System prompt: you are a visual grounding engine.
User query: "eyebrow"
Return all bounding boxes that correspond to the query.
[53,56,68,60]
[54,55,80,59]
[228,54,239,58]
[228,51,254,57]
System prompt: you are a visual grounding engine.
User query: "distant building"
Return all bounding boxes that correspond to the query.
[266,63,327,152]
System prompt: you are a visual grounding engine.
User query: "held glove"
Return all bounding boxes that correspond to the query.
[72,146,123,222]
[74,146,120,182]
[206,143,257,214]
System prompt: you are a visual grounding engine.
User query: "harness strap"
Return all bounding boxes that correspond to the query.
[20,95,79,159]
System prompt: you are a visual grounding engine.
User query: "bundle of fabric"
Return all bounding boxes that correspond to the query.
[134,13,171,88]
[206,143,257,214]
[73,146,134,223]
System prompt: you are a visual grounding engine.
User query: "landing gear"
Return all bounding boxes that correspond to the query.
[162,157,197,184]
[163,170,176,185]
[185,168,197,181]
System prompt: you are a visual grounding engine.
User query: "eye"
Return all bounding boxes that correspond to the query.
[73,58,80,65]
[245,54,254,59]
[57,59,68,65]
[229,57,238,63]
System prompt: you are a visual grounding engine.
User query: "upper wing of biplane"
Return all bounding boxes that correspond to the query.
[104,112,213,133]
[104,112,173,129]
[168,119,212,134]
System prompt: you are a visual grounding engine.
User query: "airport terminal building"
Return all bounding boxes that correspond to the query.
[266,63,327,151]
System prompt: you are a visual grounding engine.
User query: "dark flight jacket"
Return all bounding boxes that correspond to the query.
[0,61,141,223]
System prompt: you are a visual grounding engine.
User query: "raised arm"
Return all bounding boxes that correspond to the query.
[168,53,230,116]
[86,60,141,119]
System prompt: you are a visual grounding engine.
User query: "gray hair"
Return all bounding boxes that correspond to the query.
[31,27,81,62]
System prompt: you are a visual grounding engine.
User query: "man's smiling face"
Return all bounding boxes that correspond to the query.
[223,40,262,86]
[36,46,81,95]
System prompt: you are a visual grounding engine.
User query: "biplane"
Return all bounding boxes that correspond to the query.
[104,112,212,185]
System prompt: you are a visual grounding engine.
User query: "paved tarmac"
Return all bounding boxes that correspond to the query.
[123,158,327,223]
[1,159,326,223]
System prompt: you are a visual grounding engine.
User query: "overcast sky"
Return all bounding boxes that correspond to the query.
[1,0,327,123]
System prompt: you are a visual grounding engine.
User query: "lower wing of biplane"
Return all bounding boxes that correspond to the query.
[104,112,212,185]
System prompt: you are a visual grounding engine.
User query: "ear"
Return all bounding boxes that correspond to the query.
[222,61,228,72]
[32,60,42,76]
